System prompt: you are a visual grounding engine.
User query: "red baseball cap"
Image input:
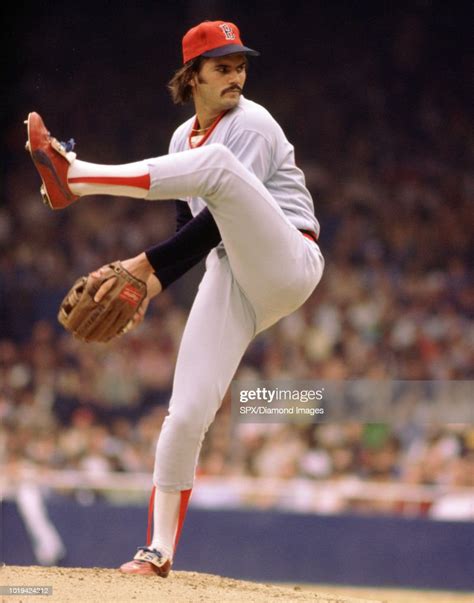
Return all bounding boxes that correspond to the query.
[182,20,260,64]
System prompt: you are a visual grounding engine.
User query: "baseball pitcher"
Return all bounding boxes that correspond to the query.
[26,20,324,577]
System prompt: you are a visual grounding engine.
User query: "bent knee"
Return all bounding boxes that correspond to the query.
[201,144,241,201]
[206,143,234,165]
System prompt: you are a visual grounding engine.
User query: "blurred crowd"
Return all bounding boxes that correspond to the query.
[1,4,473,517]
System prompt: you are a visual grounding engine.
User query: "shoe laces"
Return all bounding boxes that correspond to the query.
[60,138,76,152]
[137,546,163,561]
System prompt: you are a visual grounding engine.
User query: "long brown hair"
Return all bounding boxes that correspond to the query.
[167,57,205,105]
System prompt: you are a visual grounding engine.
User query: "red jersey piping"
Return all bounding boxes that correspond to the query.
[188,111,228,149]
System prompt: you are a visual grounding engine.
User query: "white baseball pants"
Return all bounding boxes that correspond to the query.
[140,143,325,490]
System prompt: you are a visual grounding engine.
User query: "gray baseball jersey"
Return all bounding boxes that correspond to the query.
[169,96,320,237]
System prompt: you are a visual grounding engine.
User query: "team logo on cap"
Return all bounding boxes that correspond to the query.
[219,23,236,40]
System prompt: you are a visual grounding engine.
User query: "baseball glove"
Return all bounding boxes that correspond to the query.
[58,261,147,342]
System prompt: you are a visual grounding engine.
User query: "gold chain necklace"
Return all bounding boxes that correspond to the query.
[191,126,211,134]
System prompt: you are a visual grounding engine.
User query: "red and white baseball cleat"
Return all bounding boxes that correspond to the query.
[119,546,172,577]
[25,112,79,210]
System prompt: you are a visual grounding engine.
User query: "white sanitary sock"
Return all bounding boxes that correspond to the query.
[150,488,181,560]
[67,159,150,198]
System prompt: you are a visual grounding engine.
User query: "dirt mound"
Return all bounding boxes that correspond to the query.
[1,565,381,603]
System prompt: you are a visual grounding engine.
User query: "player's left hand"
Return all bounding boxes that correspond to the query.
[58,261,148,342]
[92,253,155,302]
[92,253,162,336]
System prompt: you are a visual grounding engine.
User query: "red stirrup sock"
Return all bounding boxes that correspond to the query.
[148,487,192,560]
[67,159,150,198]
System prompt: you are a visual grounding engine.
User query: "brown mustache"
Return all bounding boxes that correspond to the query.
[221,86,242,96]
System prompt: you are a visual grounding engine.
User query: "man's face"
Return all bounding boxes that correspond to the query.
[191,53,247,114]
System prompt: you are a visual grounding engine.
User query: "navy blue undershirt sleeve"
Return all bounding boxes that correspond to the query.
[175,200,193,232]
[145,201,221,289]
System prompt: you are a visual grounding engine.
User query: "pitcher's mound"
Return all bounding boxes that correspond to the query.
[2,565,382,603]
